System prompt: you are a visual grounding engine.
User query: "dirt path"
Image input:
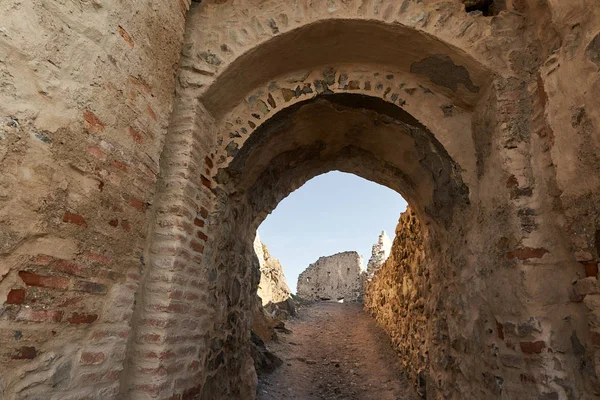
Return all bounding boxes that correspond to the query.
[257,302,419,400]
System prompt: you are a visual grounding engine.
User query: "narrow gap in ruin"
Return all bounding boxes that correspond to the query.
[252,171,419,399]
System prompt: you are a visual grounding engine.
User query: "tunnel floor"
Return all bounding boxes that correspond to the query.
[257,302,419,400]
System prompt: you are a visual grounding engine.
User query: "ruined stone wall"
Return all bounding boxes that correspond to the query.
[297,252,364,302]
[364,208,426,393]
[366,231,392,275]
[254,233,291,306]
[0,1,190,398]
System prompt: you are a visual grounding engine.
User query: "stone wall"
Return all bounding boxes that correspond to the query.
[366,231,393,275]
[0,0,189,398]
[1,0,600,399]
[364,208,426,394]
[297,252,364,302]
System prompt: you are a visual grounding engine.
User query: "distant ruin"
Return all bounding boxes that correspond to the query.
[297,252,365,302]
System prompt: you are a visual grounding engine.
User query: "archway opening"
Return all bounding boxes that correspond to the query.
[200,92,471,397]
[257,171,407,295]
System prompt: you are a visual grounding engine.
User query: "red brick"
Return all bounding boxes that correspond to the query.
[136,383,169,398]
[184,292,199,301]
[91,330,128,342]
[143,351,175,361]
[520,341,546,354]
[193,218,204,228]
[190,241,204,254]
[200,175,211,188]
[112,160,129,172]
[520,373,536,384]
[88,146,107,161]
[582,262,599,277]
[63,212,88,228]
[19,271,70,290]
[16,308,64,322]
[80,351,105,365]
[104,370,121,382]
[32,255,54,266]
[118,26,134,48]
[129,127,144,144]
[197,231,208,242]
[507,247,548,260]
[139,334,164,344]
[86,252,112,265]
[67,313,98,324]
[199,207,209,219]
[52,260,85,276]
[147,105,157,121]
[140,318,177,329]
[506,175,518,188]
[83,110,105,133]
[496,321,504,341]
[11,346,37,360]
[129,197,146,212]
[204,156,213,169]
[188,360,201,372]
[121,220,132,232]
[58,296,84,307]
[6,289,26,304]
[127,272,141,281]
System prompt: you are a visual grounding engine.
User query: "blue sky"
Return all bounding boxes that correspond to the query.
[258,171,407,293]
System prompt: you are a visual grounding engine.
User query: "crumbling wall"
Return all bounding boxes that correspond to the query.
[254,233,291,306]
[297,252,364,302]
[364,208,426,394]
[0,0,189,398]
[366,231,393,275]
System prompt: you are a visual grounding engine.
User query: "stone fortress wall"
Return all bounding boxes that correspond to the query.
[364,207,427,394]
[297,252,365,302]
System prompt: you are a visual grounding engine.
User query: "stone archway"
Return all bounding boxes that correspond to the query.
[122,2,597,400]
[1,1,600,399]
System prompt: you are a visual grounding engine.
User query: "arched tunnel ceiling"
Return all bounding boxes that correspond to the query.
[217,94,469,228]
[201,19,493,118]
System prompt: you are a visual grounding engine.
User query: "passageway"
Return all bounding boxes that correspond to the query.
[257,302,418,400]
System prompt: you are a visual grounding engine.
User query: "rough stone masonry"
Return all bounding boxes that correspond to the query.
[1,0,600,399]
[297,252,365,302]
[366,231,392,275]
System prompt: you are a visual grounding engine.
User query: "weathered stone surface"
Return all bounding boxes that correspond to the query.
[254,233,292,307]
[367,231,392,275]
[1,0,600,399]
[364,208,426,393]
[297,252,365,302]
